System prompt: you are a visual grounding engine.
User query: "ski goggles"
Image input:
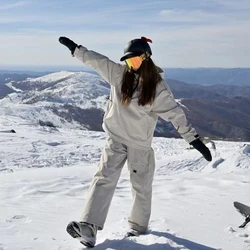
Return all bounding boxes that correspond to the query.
[125,56,143,70]
[124,51,151,70]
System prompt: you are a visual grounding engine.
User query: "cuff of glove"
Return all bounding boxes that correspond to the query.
[73,45,87,59]
[189,134,200,145]
[71,45,82,55]
[185,134,199,144]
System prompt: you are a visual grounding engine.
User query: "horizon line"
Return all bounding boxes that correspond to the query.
[1,65,250,71]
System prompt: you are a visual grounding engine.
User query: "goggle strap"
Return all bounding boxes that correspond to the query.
[140,51,151,61]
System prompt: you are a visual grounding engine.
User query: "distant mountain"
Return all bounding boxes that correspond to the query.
[182,98,250,141]
[0,84,14,99]
[0,71,110,131]
[0,71,177,138]
[0,72,50,98]
[164,68,250,86]
[166,79,250,141]
[0,72,45,83]
[1,71,250,141]
[166,79,226,100]
[167,79,250,99]
[204,84,250,99]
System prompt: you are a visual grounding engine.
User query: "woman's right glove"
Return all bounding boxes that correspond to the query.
[59,37,78,55]
[190,138,212,162]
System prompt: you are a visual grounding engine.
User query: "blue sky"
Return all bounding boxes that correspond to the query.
[0,0,250,68]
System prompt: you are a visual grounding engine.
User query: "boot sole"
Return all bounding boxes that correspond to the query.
[66,222,95,248]
[126,232,139,237]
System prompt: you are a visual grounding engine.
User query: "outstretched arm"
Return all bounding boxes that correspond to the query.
[59,37,124,86]
[152,81,212,161]
[152,84,197,143]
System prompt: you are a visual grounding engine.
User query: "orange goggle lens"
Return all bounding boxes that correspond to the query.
[125,56,143,70]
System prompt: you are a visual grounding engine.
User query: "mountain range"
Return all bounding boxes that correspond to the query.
[167,79,250,141]
[0,69,250,141]
[163,68,250,86]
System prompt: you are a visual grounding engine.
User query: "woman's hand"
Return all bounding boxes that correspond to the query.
[190,138,212,161]
[59,37,78,55]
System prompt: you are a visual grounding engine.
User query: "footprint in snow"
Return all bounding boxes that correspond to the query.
[212,158,225,169]
[227,226,236,233]
[6,215,31,223]
[237,233,249,238]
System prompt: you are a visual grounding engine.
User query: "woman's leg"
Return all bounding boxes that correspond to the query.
[80,137,127,229]
[127,147,155,233]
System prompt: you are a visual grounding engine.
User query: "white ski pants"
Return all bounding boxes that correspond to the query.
[80,136,155,233]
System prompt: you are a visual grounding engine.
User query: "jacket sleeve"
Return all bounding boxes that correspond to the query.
[152,82,197,143]
[73,46,124,86]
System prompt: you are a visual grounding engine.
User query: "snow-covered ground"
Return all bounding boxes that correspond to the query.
[1,71,110,130]
[0,115,250,250]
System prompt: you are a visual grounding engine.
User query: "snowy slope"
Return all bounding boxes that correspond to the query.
[1,71,109,129]
[5,71,109,108]
[1,71,178,136]
[0,114,250,250]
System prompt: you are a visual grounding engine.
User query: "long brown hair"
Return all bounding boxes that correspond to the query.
[121,58,162,106]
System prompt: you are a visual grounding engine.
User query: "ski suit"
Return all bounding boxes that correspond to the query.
[73,46,197,232]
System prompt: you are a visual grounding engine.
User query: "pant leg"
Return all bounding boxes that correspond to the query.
[127,147,155,233]
[80,137,127,229]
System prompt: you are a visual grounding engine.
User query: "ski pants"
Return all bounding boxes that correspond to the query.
[80,136,155,233]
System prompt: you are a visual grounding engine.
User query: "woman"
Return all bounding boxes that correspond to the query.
[59,36,212,247]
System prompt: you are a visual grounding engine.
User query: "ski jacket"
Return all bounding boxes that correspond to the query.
[74,46,197,150]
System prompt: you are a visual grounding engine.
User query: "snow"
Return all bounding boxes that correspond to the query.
[0,71,110,130]
[0,70,250,249]
[0,117,250,250]
[4,71,109,110]
[26,71,76,83]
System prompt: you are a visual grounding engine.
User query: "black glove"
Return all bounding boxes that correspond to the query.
[190,138,212,161]
[59,37,78,55]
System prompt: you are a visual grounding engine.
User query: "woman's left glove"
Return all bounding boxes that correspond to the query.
[190,138,212,162]
[59,37,78,55]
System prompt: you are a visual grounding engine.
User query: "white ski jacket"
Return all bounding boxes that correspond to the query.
[74,46,197,150]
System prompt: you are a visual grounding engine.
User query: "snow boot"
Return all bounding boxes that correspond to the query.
[66,221,98,247]
[126,228,141,237]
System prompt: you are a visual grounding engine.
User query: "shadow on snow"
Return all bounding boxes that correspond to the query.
[92,230,218,250]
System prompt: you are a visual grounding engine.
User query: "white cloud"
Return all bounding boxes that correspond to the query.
[218,0,250,10]
[0,17,19,23]
[1,20,250,68]
[0,0,250,67]
[159,9,219,23]
[0,1,31,11]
